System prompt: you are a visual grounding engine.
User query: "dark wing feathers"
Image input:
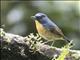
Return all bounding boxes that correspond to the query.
[48,26,70,43]
[49,25,64,37]
[43,22,64,37]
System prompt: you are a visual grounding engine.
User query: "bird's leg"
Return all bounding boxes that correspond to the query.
[43,40,55,46]
[51,41,54,46]
[43,40,53,44]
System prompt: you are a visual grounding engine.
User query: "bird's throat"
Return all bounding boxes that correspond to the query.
[35,20,44,32]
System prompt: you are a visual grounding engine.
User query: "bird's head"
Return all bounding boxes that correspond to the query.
[31,13,48,23]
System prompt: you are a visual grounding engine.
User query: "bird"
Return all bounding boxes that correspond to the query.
[31,13,70,45]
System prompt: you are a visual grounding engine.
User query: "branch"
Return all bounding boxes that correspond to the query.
[0,28,80,60]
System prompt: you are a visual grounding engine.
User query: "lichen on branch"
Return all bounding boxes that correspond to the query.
[0,28,80,60]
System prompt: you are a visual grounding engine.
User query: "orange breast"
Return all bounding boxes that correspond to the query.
[35,20,46,33]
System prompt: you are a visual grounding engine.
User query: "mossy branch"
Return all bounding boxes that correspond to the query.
[0,28,80,60]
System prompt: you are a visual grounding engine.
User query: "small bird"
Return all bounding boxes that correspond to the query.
[31,13,70,44]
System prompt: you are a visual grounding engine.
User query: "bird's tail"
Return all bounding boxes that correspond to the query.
[63,36,73,45]
[63,36,70,43]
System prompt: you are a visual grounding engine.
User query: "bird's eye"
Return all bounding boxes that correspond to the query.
[36,15,45,19]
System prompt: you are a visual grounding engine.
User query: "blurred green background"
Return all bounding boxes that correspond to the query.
[1,1,80,50]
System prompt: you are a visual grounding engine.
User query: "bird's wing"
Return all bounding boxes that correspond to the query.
[42,19,70,42]
[50,25,64,36]
[43,23,64,37]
